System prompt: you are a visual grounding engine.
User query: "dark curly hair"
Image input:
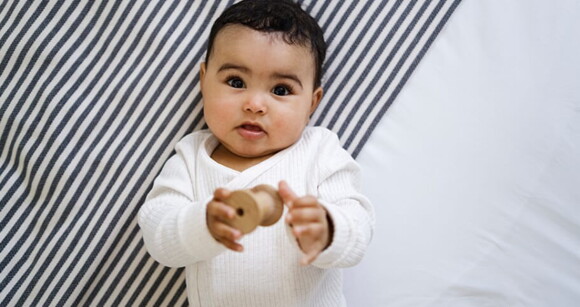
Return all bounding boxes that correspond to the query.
[205,0,326,88]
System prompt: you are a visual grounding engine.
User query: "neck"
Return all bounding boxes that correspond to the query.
[211,144,275,172]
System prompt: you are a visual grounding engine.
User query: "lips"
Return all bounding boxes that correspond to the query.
[237,122,266,140]
[240,124,263,132]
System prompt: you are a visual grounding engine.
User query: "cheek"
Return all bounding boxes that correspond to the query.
[204,90,234,113]
[207,104,233,122]
[204,97,234,128]
[271,106,310,136]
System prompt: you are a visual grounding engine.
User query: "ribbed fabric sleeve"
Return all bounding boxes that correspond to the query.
[311,132,375,268]
[138,132,227,267]
[138,127,374,307]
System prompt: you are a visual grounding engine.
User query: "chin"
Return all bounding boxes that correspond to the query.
[239,150,275,159]
[234,147,280,159]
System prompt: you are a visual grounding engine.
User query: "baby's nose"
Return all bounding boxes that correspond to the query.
[243,93,267,114]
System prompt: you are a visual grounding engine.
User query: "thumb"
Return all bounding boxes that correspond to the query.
[278,180,297,207]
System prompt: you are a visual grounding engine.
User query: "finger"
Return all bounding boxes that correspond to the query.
[207,201,236,220]
[212,220,242,241]
[290,195,319,208]
[286,207,325,224]
[292,224,324,239]
[301,251,319,266]
[208,220,244,252]
[219,238,244,252]
[278,180,297,207]
[213,187,231,201]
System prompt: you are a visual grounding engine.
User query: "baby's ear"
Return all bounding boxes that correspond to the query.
[310,87,323,114]
[199,62,207,90]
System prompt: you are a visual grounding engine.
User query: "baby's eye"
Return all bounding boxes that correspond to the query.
[227,78,245,89]
[272,85,291,96]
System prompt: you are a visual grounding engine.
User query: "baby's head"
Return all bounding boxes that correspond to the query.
[201,0,327,162]
[205,0,326,88]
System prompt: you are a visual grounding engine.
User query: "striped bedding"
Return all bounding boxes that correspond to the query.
[0,0,460,305]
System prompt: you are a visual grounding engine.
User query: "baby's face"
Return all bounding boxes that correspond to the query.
[201,25,322,160]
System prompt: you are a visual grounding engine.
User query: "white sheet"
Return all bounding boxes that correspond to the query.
[346,0,580,306]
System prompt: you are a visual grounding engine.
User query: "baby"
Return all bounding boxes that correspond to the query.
[138,0,374,306]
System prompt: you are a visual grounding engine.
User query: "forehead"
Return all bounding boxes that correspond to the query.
[209,25,316,78]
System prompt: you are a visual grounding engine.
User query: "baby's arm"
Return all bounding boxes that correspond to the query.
[279,181,332,265]
[138,140,226,267]
[287,130,375,269]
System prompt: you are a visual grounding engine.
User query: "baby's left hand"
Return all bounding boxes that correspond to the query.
[278,181,333,265]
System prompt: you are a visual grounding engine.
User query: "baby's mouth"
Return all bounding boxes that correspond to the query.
[237,123,266,140]
[240,124,263,132]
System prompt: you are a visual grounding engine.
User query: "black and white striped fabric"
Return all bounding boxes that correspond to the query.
[0,1,460,305]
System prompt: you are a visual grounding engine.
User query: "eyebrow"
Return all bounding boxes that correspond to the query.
[272,73,303,89]
[218,63,249,73]
[217,63,303,89]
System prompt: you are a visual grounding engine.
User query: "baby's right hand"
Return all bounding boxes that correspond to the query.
[206,188,244,252]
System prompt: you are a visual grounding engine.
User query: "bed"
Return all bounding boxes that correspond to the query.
[1,0,579,306]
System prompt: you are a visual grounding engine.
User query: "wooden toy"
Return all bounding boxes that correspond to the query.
[224,184,284,234]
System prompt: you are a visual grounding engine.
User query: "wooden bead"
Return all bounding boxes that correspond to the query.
[224,184,284,234]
